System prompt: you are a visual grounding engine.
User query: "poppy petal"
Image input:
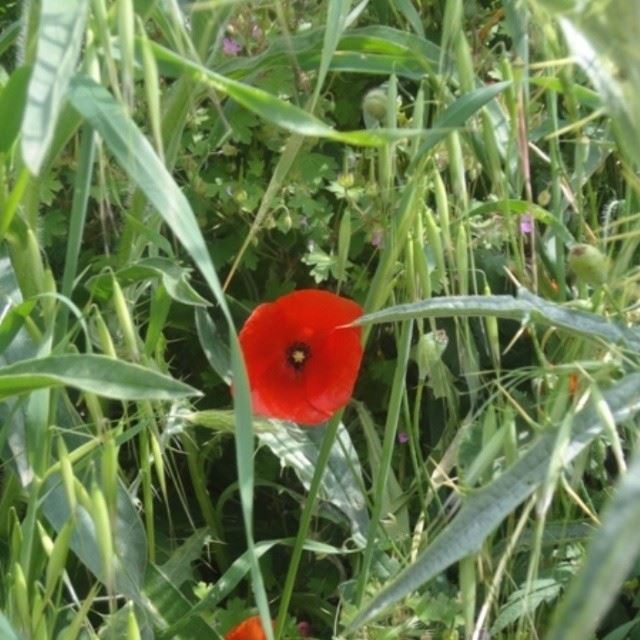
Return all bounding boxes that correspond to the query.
[224,616,267,640]
[238,301,292,381]
[253,364,331,424]
[275,289,363,336]
[304,325,363,417]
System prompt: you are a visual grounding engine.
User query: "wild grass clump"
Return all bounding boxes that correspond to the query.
[0,1,639,639]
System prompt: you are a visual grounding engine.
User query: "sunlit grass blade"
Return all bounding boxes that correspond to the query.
[148,40,421,147]
[66,72,273,639]
[357,289,640,352]
[346,373,640,631]
[21,0,89,174]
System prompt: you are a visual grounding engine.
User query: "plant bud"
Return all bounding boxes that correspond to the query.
[362,86,387,128]
[568,244,609,286]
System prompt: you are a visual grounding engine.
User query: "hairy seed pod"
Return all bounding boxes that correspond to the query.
[568,244,609,286]
[362,86,387,127]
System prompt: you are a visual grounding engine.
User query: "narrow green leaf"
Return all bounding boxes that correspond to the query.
[0,65,31,153]
[346,373,640,631]
[544,441,640,640]
[148,41,421,148]
[57,124,96,341]
[89,258,210,307]
[0,354,201,400]
[21,0,89,174]
[357,288,640,353]
[312,0,352,106]
[0,20,20,59]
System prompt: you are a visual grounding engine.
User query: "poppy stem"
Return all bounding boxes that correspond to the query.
[274,413,343,640]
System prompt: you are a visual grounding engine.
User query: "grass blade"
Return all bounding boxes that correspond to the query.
[544,441,640,640]
[67,73,273,639]
[410,81,511,167]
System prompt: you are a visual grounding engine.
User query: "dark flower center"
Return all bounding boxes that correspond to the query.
[286,342,311,371]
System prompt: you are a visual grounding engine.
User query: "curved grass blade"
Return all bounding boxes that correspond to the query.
[357,288,640,353]
[148,41,421,147]
[88,258,210,307]
[218,25,439,81]
[544,441,640,640]
[346,373,640,631]
[67,74,272,638]
[0,354,201,400]
[21,0,89,174]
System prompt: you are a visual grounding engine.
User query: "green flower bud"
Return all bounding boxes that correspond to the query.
[362,86,387,127]
[568,244,609,286]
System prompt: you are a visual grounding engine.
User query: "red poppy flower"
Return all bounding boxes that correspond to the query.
[224,616,267,640]
[238,289,363,425]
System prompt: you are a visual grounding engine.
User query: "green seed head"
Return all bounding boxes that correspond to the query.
[362,87,388,126]
[568,244,609,286]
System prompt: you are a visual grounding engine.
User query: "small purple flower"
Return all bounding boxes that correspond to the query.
[397,431,409,444]
[222,37,242,56]
[519,214,533,234]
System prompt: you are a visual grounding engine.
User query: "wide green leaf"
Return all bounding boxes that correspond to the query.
[346,373,640,630]
[357,288,640,353]
[258,421,370,545]
[0,354,201,400]
[21,0,88,174]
